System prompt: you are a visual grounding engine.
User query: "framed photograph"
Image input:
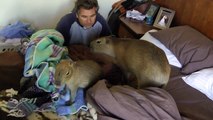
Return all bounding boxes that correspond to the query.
[153,7,175,29]
[144,3,160,18]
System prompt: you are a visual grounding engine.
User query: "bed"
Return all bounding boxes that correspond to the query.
[0,0,213,120]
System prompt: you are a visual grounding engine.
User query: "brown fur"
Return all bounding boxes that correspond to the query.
[54,59,102,101]
[90,36,171,88]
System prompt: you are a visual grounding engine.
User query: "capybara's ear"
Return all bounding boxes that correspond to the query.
[71,61,80,69]
[68,58,73,62]
[105,37,111,44]
[69,61,72,66]
[67,61,74,69]
[59,59,72,64]
[70,61,76,66]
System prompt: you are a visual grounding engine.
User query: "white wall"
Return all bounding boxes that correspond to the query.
[98,0,120,19]
[0,0,118,29]
[0,0,74,29]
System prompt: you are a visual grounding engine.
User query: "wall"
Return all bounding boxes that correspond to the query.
[0,0,119,29]
[98,0,119,19]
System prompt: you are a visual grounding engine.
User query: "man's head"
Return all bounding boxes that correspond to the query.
[75,0,99,29]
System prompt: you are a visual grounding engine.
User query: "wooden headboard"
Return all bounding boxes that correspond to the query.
[155,0,213,40]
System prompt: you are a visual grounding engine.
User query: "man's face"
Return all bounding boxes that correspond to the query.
[76,7,97,29]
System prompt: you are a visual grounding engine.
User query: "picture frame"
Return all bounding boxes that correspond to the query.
[153,7,175,29]
[144,3,160,19]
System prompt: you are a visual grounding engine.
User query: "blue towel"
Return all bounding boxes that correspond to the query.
[53,86,88,116]
[0,21,34,39]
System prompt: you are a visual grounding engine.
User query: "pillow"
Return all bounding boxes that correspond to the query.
[140,29,182,68]
[182,68,213,101]
[150,25,213,74]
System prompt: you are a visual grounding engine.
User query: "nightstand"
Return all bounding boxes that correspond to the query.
[118,16,156,39]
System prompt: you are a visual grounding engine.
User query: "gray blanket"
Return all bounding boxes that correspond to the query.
[86,80,182,120]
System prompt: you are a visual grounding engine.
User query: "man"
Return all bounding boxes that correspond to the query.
[56,0,112,46]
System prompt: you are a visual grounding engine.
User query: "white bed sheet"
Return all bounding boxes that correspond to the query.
[182,68,213,101]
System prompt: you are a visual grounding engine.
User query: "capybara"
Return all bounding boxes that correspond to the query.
[54,59,102,101]
[90,36,170,89]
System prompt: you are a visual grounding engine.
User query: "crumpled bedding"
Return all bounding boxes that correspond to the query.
[0,88,96,120]
[86,80,182,120]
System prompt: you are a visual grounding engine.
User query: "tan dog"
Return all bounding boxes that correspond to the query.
[90,36,171,88]
[54,59,102,101]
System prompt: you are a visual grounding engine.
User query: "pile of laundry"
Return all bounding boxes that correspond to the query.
[0,29,96,120]
[0,21,34,53]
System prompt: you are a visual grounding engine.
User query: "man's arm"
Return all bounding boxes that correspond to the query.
[56,13,75,46]
[96,13,112,37]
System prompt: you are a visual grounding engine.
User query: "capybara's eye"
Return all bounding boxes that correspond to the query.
[96,40,101,44]
[66,71,70,75]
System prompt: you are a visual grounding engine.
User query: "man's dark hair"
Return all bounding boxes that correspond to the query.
[74,0,99,13]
